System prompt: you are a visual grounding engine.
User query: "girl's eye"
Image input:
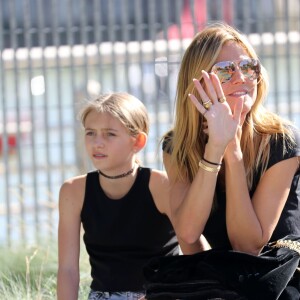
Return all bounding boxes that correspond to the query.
[86,131,95,136]
[106,132,116,137]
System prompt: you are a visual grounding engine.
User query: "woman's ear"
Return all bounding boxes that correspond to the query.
[133,132,147,152]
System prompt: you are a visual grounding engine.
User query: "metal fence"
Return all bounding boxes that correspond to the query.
[0,0,299,247]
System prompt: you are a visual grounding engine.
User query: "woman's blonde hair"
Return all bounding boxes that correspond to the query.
[167,22,294,188]
[80,92,149,137]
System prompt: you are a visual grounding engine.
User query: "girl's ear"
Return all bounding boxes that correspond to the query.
[133,132,147,152]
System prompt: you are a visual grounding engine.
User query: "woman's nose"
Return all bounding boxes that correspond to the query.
[231,66,246,84]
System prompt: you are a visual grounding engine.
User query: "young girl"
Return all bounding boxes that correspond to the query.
[57,92,179,300]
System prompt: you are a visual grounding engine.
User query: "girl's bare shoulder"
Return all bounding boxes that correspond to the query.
[149,169,170,214]
[59,174,87,210]
[149,169,169,187]
[61,174,87,192]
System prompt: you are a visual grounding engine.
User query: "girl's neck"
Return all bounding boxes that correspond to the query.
[98,164,137,180]
[98,164,139,200]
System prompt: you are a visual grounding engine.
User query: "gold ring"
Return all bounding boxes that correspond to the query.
[202,100,212,110]
[218,96,226,103]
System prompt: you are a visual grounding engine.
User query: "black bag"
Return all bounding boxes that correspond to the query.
[143,235,300,300]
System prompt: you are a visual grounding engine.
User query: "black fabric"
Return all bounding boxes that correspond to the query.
[279,269,300,300]
[143,235,300,300]
[81,167,179,292]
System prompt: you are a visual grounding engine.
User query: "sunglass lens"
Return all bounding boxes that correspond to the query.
[212,61,235,83]
[239,59,260,80]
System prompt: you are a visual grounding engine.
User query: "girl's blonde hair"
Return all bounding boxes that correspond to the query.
[166,22,294,188]
[80,92,149,137]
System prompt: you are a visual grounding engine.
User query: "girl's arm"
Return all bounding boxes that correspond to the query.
[57,177,84,300]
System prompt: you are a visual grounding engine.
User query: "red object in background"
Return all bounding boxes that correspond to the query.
[167,0,207,39]
[0,134,17,154]
[167,0,233,40]
[0,119,31,155]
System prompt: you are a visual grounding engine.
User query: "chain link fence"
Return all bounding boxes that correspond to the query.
[0,0,299,246]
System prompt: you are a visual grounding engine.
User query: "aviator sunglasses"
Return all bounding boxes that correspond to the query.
[211,58,261,84]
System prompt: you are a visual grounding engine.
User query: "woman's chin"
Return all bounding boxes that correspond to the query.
[240,113,247,125]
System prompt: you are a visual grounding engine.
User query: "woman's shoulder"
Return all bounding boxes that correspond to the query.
[271,124,300,151]
[268,124,300,167]
[162,130,174,153]
[289,125,300,149]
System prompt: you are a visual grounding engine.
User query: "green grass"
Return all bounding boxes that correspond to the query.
[0,241,91,300]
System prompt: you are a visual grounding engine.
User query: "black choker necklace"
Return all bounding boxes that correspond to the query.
[98,167,135,179]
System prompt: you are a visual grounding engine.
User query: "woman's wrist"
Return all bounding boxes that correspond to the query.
[224,145,243,164]
[199,159,221,173]
[202,157,222,166]
[203,145,224,167]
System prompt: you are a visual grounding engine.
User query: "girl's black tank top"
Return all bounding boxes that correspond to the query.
[81,167,179,292]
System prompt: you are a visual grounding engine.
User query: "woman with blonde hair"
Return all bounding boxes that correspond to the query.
[163,22,300,256]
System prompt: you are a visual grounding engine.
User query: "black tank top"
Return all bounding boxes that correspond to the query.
[81,167,179,292]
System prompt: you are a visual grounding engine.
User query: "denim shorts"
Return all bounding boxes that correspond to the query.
[88,290,145,300]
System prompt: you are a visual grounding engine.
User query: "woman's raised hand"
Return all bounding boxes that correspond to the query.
[189,71,242,150]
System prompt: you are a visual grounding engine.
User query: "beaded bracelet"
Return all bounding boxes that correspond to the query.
[199,160,221,173]
[202,157,222,166]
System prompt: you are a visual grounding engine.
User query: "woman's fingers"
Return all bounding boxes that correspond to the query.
[192,72,228,108]
[188,93,207,115]
[201,71,218,101]
[210,72,224,100]
[192,73,217,106]
[190,71,234,121]
[233,98,243,124]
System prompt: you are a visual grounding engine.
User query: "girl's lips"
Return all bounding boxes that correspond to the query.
[93,153,106,158]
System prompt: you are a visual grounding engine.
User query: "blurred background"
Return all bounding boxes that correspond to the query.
[0,0,299,248]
